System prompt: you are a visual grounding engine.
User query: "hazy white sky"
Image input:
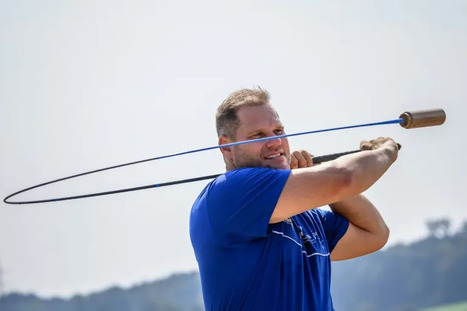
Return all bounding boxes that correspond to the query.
[1,0,466,298]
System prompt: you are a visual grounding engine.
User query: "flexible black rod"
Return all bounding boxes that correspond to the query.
[3,147,369,205]
[4,107,446,205]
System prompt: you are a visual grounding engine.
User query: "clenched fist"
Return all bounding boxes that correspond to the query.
[290,150,314,169]
[360,137,398,151]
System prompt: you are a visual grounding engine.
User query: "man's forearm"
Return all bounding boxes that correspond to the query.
[330,194,389,246]
[330,143,398,198]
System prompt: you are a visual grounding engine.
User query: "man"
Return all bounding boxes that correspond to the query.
[190,88,398,310]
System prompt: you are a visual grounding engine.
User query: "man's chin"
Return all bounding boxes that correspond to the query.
[233,157,290,170]
[263,160,290,170]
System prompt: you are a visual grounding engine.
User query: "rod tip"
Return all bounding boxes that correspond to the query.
[399,109,446,129]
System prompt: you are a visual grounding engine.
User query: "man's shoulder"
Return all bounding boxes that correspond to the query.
[207,167,290,191]
[196,167,290,202]
[223,167,290,180]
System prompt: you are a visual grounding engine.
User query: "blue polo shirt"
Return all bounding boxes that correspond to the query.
[190,167,349,311]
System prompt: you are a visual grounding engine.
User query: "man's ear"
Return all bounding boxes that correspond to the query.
[219,135,235,171]
[218,135,232,154]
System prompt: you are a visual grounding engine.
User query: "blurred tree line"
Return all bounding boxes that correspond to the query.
[332,218,467,311]
[0,272,204,311]
[0,218,466,311]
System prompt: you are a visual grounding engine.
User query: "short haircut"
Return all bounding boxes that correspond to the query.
[216,87,270,139]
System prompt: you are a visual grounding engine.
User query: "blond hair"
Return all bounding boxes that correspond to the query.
[216,87,270,139]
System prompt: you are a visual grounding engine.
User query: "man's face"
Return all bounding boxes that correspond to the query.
[227,104,291,170]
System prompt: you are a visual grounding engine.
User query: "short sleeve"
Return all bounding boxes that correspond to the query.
[315,208,349,252]
[205,167,291,243]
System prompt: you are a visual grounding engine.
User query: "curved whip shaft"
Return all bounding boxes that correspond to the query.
[3,108,446,205]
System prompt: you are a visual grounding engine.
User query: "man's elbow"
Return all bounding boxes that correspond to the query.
[363,223,390,254]
[374,224,390,251]
[333,166,369,199]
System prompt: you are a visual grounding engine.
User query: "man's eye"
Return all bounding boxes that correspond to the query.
[250,133,263,139]
[275,129,284,135]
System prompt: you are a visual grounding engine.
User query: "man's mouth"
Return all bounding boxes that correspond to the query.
[265,153,284,160]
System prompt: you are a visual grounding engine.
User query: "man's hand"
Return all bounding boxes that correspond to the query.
[290,150,314,169]
[271,137,397,224]
[360,137,398,152]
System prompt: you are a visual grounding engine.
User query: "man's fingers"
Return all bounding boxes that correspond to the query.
[291,150,314,168]
[290,155,298,169]
[360,137,397,151]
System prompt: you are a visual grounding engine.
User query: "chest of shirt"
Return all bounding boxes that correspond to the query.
[268,215,330,259]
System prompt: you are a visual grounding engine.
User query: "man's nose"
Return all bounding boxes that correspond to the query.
[266,135,282,147]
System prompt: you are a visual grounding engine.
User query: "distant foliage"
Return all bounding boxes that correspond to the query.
[0,273,204,311]
[422,300,467,311]
[331,220,467,311]
[426,218,452,238]
[1,220,466,311]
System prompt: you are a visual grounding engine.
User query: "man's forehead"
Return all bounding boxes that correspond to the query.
[237,104,279,117]
[237,105,283,129]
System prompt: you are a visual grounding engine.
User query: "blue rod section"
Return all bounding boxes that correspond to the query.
[192,118,403,152]
[3,117,403,204]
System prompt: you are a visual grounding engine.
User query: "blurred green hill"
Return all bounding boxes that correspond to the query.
[422,301,467,311]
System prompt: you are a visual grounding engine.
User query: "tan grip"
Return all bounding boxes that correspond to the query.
[399,109,446,129]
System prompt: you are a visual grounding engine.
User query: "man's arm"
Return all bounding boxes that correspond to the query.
[270,137,398,223]
[329,195,389,260]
